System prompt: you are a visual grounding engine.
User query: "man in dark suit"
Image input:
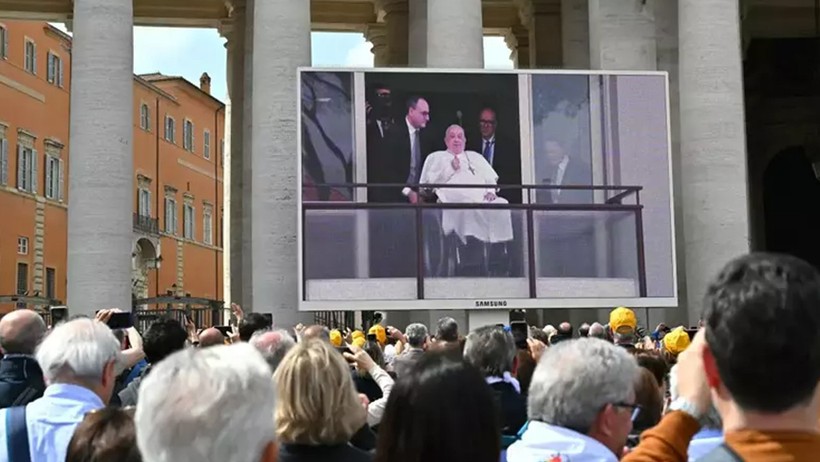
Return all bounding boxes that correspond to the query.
[366,96,431,277]
[365,83,396,203]
[379,96,431,204]
[538,140,592,204]
[470,107,522,203]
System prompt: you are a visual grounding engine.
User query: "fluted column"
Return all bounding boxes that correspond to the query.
[67,0,134,315]
[222,9,247,310]
[679,0,749,322]
[250,0,313,326]
[427,0,483,67]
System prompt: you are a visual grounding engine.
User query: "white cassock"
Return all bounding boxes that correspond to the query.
[419,150,514,244]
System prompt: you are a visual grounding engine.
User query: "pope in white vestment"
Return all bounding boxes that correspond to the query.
[419,124,514,244]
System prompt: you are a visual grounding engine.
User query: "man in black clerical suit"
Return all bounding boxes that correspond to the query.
[365,83,395,203]
[469,107,522,204]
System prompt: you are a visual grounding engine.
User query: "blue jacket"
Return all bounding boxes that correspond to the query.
[0,354,46,408]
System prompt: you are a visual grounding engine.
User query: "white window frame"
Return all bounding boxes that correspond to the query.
[17,236,28,255]
[183,204,195,240]
[24,39,36,74]
[138,188,151,217]
[16,145,37,194]
[183,119,194,152]
[203,130,211,159]
[47,52,63,87]
[203,208,213,245]
[165,197,178,235]
[140,104,151,131]
[44,154,63,201]
[165,116,176,143]
[0,25,8,60]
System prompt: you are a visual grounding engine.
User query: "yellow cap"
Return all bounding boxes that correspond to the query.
[663,327,691,356]
[351,330,365,340]
[368,324,387,345]
[352,337,366,349]
[329,329,343,347]
[609,306,637,334]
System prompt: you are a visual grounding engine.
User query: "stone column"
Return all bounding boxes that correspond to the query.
[250,0,312,327]
[223,9,246,309]
[678,0,749,323]
[561,0,589,68]
[407,0,427,66]
[242,1,255,311]
[365,24,389,67]
[67,0,134,316]
[505,25,531,69]
[383,1,409,66]
[427,0,484,67]
[589,0,656,70]
[524,1,562,68]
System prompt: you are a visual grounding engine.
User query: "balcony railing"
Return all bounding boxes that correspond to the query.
[133,213,159,235]
[301,182,650,308]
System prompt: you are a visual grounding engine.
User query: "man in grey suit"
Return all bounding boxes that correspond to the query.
[392,323,429,377]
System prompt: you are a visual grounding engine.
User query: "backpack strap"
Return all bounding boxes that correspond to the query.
[698,443,743,462]
[5,406,31,462]
[10,386,40,407]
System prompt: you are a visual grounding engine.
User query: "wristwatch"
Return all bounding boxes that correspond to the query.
[668,397,704,421]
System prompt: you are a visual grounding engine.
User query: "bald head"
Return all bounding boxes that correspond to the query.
[588,322,606,339]
[198,328,225,348]
[0,310,47,355]
[302,325,330,342]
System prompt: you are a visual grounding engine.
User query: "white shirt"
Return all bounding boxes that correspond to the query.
[402,117,420,197]
[552,155,570,202]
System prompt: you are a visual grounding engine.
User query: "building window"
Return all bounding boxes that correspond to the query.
[164,197,178,235]
[16,145,37,193]
[183,120,194,152]
[220,139,225,165]
[0,26,8,59]
[183,204,195,240]
[164,116,175,143]
[16,262,28,295]
[17,237,28,255]
[0,137,8,186]
[46,267,55,300]
[203,130,211,159]
[203,208,213,245]
[24,39,36,74]
[140,104,151,131]
[47,52,63,87]
[44,154,63,201]
[138,188,151,217]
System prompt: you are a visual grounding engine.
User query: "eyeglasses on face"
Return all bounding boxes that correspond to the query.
[612,402,641,422]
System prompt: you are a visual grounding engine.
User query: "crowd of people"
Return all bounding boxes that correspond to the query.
[1,252,820,461]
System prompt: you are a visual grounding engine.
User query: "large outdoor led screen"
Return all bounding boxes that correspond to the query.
[298,69,676,311]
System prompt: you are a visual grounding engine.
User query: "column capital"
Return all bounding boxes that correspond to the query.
[365,23,388,44]
[375,0,408,19]
[515,0,560,26]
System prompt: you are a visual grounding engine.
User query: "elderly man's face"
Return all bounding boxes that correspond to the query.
[408,99,430,129]
[445,127,466,154]
[479,109,497,139]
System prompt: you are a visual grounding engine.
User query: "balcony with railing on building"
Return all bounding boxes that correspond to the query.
[299,182,675,308]
[133,212,159,235]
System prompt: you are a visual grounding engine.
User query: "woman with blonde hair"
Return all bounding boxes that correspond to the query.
[274,339,373,462]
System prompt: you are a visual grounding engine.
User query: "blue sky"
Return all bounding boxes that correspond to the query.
[128,27,514,100]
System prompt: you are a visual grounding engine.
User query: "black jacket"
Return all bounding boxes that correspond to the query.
[489,381,527,436]
[367,119,431,203]
[279,444,372,462]
[469,135,523,204]
[0,355,46,408]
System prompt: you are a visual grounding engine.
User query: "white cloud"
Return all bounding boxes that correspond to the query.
[345,40,376,68]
